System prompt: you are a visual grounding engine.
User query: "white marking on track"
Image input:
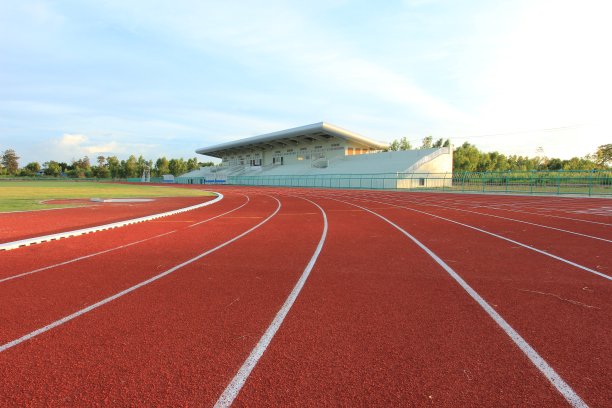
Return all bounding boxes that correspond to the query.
[356,197,611,281]
[214,196,328,408]
[0,193,225,251]
[0,195,251,285]
[355,195,612,243]
[0,196,280,353]
[332,198,588,408]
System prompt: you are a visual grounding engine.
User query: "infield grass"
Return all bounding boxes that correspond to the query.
[0,181,214,212]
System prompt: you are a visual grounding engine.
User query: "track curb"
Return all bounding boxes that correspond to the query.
[0,192,223,251]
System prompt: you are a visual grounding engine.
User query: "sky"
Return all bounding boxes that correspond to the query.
[0,0,610,165]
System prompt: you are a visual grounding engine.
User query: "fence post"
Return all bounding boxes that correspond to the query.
[505,171,509,193]
[482,172,486,193]
[557,171,561,195]
[529,171,533,194]
[588,169,593,196]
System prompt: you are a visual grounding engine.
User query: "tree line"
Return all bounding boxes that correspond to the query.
[0,150,214,178]
[1,141,610,178]
[386,137,611,172]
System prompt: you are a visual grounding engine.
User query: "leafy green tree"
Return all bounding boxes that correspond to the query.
[43,161,62,176]
[186,157,200,172]
[453,142,481,172]
[123,155,138,177]
[25,162,41,173]
[420,136,433,149]
[594,144,612,166]
[168,158,187,176]
[398,137,412,150]
[2,149,20,174]
[386,137,411,151]
[387,139,400,151]
[546,158,563,170]
[155,157,170,176]
[94,165,111,178]
[106,156,121,178]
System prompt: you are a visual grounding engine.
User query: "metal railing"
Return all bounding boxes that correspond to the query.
[222,170,611,196]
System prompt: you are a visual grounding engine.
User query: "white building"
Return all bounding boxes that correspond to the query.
[178,122,453,189]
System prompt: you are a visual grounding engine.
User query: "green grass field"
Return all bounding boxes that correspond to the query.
[0,181,213,212]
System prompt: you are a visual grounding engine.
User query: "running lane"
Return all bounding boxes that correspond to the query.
[230,196,571,407]
[323,192,611,407]
[355,191,612,240]
[0,194,276,344]
[0,195,215,243]
[347,192,611,275]
[0,192,247,282]
[0,195,326,406]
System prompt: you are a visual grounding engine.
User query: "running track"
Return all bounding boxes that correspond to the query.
[0,186,609,406]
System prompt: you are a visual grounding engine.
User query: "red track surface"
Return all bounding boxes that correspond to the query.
[0,196,213,243]
[0,185,610,407]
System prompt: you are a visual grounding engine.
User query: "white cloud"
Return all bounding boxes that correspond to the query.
[59,133,86,146]
[89,1,470,125]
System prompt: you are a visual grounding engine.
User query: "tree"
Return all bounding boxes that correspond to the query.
[43,161,62,176]
[155,157,170,176]
[93,165,111,178]
[25,162,41,173]
[594,144,612,167]
[387,137,411,151]
[546,158,563,170]
[453,142,481,172]
[2,149,20,174]
[168,158,187,176]
[106,156,121,178]
[432,138,451,148]
[123,155,138,177]
[398,137,412,150]
[420,136,433,149]
[186,157,200,172]
[387,139,400,151]
[97,155,106,167]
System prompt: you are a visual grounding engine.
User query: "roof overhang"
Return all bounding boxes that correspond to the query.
[196,122,389,158]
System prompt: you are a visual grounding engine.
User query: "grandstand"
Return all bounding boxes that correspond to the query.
[178,122,453,188]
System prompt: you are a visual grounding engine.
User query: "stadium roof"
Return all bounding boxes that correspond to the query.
[195,122,389,158]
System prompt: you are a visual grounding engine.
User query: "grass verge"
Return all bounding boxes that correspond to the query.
[0,181,214,212]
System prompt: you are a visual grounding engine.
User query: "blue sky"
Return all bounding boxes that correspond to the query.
[1,0,610,165]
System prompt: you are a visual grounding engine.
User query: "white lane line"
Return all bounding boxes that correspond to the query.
[214,196,328,408]
[0,196,281,354]
[188,195,250,228]
[478,205,612,226]
[331,197,588,408]
[0,195,251,285]
[354,197,611,281]
[359,192,612,226]
[355,195,612,243]
[0,193,224,251]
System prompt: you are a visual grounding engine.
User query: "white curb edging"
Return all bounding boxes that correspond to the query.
[0,192,224,252]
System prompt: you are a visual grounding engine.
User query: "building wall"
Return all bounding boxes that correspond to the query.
[219,137,376,167]
[396,147,453,188]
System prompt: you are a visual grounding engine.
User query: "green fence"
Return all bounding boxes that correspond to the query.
[188,170,612,196]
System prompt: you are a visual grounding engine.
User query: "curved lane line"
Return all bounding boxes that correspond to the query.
[0,192,225,251]
[352,196,611,281]
[214,196,328,408]
[467,205,611,226]
[0,195,251,285]
[0,196,281,354]
[329,197,588,408]
[357,193,611,243]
